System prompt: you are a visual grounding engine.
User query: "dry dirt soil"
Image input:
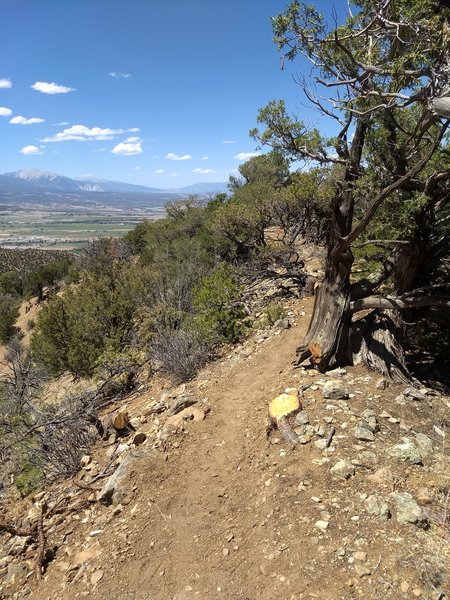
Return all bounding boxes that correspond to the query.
[2,296,449,600]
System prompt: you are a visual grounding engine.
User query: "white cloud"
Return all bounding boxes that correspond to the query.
[10,115,45,125]
[0,107,12,117]
[201,156,208,160]
[222,140,236,144]
[41,124,137,142]
[128,127,140,132]
[234,151,260,160]
[165,152,191,161]
[31,81,75,94]
[124,136,140,142]
[53,121,69,126]
[192,168,215,174]
[170,173,179,177]
[0,79,12,89]
[111,140,143,155]
[135,166,141,170]
[109,72,132,79]
[20,145,43,155]
[155,169,165,174]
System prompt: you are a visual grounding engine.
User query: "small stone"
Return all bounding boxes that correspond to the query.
[368,467,394,486]
[89,529,103,537]
[364,495,390,519]
[354,564,371,577]
[222,548,229,557]
[387,439,423,464]
[322,380,348,400]
[353,425,375,441]
[80,455,91,467]
[72,543,103,565]
[353,551,367,562]
[359,451,377,463]
[315,520,329,531]
[91,570,104,586]
[389,492,428,526]
[400,581,410,593]
[133,432,147,446]
[412,589,422,597]
[414,433,433,456]
[295,412,310,425]
[274,318,291,329]
[314,439,327,450]
[330,459,355,480]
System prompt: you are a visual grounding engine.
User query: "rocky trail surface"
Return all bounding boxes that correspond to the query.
[1,297,449,600]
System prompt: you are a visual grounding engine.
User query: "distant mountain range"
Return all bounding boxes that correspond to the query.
[0,170,228,196]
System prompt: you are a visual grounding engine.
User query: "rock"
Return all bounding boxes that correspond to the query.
[295,411,310,425]
[80,455,91,467]
[389,492,428,526]
[387,439,423,464]
[314,439,327,450]
[165,406,206,429]
[355,564,371,577]
[133,432,147,446]
[368,467,394,486]
[6,535,28,557]
[364,495,390,519]
[274,318,291,329]
[327,367,347,377]
[5,563,28,587]
[359,451,377,463]
[414,433,433,457]
[91,570,104,586]
[361,409,379,432]
[322,380,348,400]
[315,520,329,531]
[352,425,375,442]
[400,581,410,593]
[72,542,103,565]
[353,551,367,562]
[98,450,143,506]
[170,395,198,415]
[330,459,355,480]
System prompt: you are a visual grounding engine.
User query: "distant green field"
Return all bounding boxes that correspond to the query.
[0,206,165,249]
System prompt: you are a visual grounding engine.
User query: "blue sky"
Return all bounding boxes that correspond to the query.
[0,0,339,188]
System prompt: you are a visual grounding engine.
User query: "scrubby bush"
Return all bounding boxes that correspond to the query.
[150,327,211,383]
[0,296,20,343]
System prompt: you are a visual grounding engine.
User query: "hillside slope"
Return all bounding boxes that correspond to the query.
[2,297,449,600]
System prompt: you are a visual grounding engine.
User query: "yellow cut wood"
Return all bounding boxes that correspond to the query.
[269,392,301,422]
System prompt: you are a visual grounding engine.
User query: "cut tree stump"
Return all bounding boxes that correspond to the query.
[268,391,302,445]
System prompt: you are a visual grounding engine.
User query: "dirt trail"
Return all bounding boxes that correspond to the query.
[28,295,449,600]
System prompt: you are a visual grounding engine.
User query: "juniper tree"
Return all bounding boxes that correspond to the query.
[252,0,450,380]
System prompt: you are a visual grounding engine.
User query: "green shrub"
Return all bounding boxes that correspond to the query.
[256,301,286,328]
[190,263,247,343]
[0,297,20,343]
